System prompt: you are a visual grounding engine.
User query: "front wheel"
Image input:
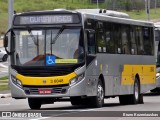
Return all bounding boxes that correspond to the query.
[119,77,143,105]
[89,80,104,108]
[28,98,41,109]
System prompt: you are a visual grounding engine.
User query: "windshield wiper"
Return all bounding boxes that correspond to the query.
[27,26,38,46]
[51,25,65,44]
[26,26,40,55]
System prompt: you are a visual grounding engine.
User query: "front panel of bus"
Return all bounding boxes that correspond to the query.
[9,11,87,98]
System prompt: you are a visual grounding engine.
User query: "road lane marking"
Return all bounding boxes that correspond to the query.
[0,63,8,68]
[30,117,49,120]
[1,71,8,73]
[0,118,22,120]
[28,107,104,120]
[0,103,10,106]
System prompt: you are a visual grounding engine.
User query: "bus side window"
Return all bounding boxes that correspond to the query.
[113,24,122,54]
[121,25,131,54]
[143,27,154,55]
[136,27,144,55]
[130,26,137,55]
[87,30,96,54]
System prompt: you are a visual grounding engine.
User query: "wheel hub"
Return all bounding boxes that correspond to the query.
[135,82,139,100]
[97,84,104,103]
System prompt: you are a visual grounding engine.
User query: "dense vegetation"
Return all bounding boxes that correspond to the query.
[1,0,99,35]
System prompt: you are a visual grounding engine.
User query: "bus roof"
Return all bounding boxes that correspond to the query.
[76,9,153,27]
[14,9,154,27]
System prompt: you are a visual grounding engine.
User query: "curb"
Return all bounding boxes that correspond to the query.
[0,93,11,98]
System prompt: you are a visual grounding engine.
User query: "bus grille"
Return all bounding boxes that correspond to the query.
[24,86,69,95]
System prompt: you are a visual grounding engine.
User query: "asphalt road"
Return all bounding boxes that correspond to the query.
[0,61,8,78]
[0,92,160,120]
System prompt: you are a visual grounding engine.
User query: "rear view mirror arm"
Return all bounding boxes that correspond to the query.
[3,28,14,55]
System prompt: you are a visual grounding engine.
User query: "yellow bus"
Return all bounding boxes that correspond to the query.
[4,9,156,109]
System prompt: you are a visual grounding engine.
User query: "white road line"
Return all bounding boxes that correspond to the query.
[0,63,8,68]
[29,107,104,120]
[1,71,8,73]
[0,103,10,106]
[30,117,50,120]
[0,118,22,120]
[43,108,103,112]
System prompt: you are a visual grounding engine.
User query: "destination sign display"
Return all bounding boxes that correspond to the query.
[14,14,80,25]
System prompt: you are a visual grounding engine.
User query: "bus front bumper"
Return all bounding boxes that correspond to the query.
[9,77,86,98]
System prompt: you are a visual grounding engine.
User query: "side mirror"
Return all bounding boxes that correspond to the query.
[3,28,13,55]
[3,35,8,48]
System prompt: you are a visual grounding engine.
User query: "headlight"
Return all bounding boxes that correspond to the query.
[70,73,85,86]
[11,75,22,88]
[156,73,160,78]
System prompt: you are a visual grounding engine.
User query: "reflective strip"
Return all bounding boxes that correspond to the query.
[16,72,76,86]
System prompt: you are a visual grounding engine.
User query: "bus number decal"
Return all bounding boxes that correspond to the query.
[53,79,64,83]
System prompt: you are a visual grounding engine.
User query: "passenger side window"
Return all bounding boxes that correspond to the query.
[136,27,144,55]
[113,24,122,54]
[87,30,96,54]
[121,26,131,54]
[97,22,106,53]
[130,26,137,55]
[143,27,153,55]
[96,22,115,53]
[104,23,114,53]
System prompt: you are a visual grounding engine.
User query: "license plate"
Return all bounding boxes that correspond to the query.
[38,89,52,94]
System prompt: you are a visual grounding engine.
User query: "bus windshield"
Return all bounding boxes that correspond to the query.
[12,28,84,66]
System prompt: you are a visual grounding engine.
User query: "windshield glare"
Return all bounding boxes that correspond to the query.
[12,28,84,66]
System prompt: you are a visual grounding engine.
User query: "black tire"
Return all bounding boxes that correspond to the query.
[70,97,82,106]
[130,78,140,104]
[89,80,104,108]
[139,94,144,104]
[2,54,8,62]
[28,98,41,109]
[119,77,142,105]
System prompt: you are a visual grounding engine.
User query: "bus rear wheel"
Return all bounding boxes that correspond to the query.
[89,80,104,108]
[119,77,143,105]
[130,78,140,104]
[28,98,41,109]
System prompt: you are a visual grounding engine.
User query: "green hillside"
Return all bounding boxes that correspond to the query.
[1,0,99,35]
[0,0,160,35]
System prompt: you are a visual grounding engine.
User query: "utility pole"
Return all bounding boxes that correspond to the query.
[97,0,99,9]
[8,0,14,64]
[145,0,150,21]
[155,0,157,14]
[8,0,14,29]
